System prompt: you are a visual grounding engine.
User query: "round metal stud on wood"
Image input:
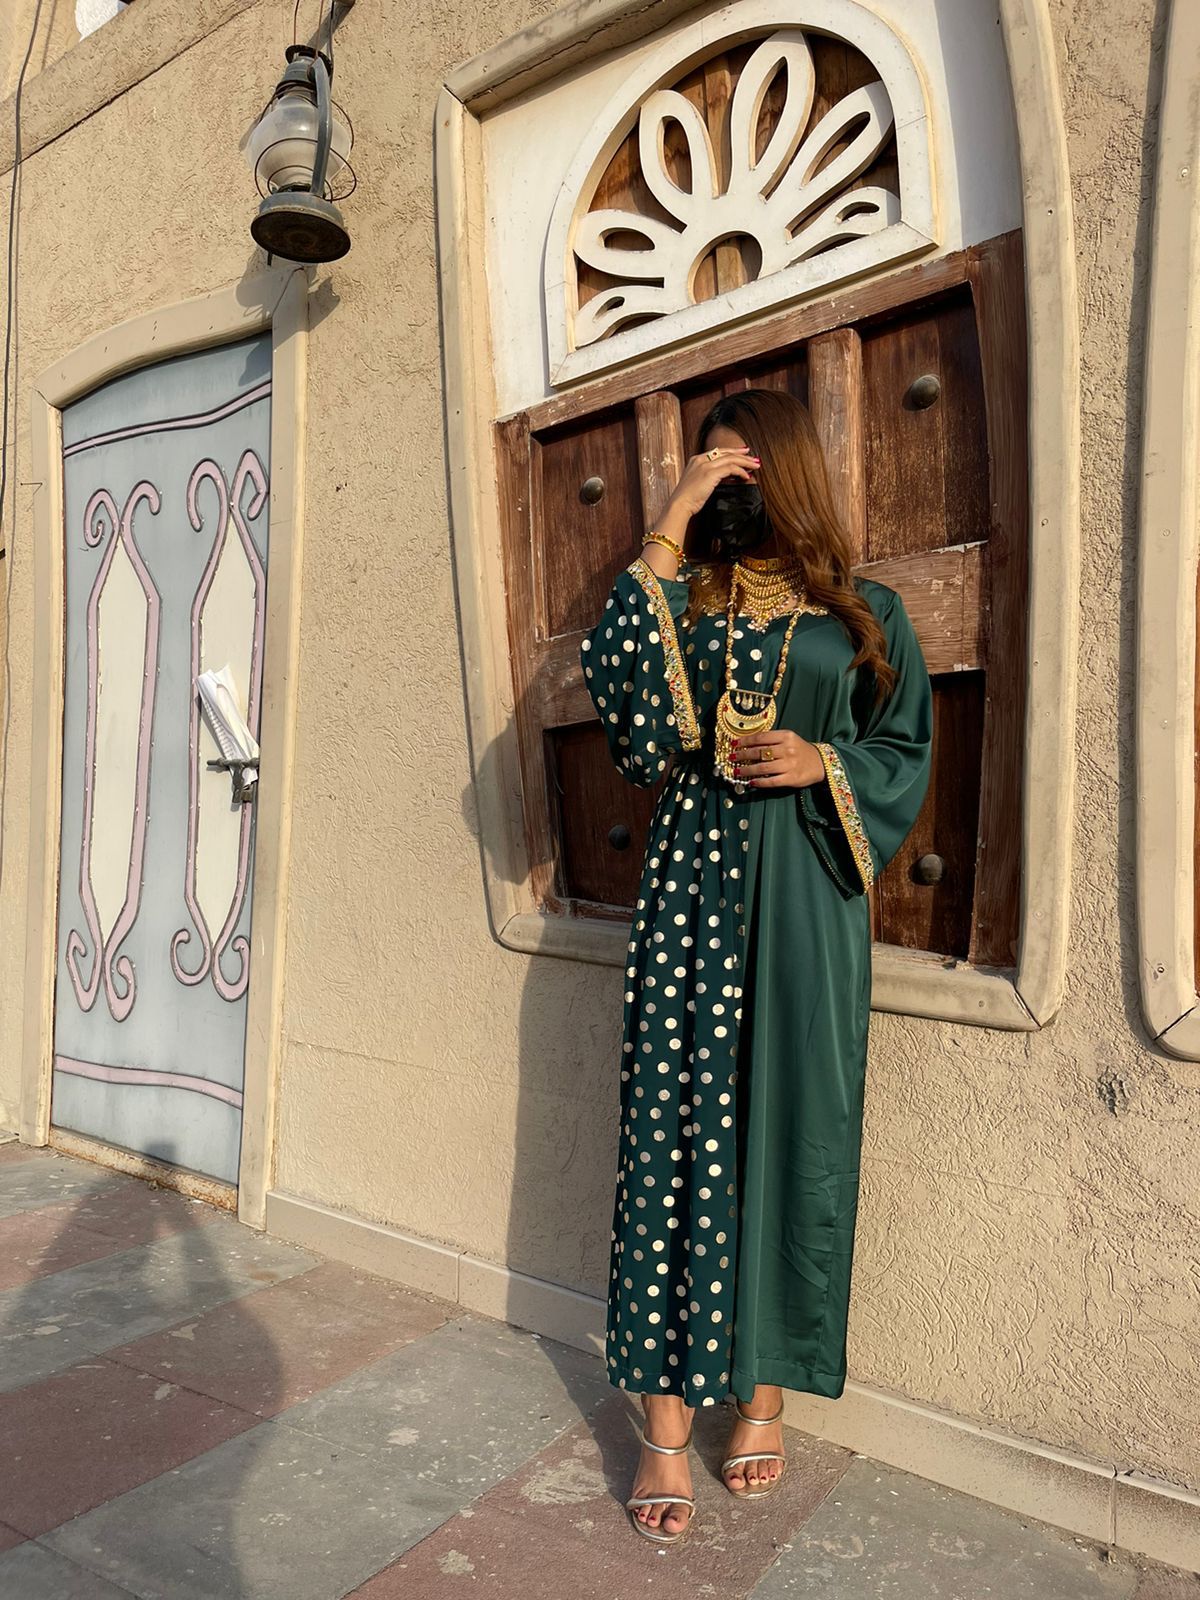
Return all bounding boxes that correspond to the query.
[608,824,632,850]
[580,475,606,505]
[907,373,941,409]
[913,852,945,884]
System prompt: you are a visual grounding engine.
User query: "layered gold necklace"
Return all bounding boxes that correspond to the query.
[713,555,828,785]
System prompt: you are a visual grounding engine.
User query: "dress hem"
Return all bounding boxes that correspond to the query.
[605,1361,847,1405]
[730,1358,847,1402]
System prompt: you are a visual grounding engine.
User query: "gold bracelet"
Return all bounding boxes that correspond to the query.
[643,530,685,560]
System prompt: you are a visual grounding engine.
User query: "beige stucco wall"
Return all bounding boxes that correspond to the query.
[1,0,1195,1503]
[1,2,80,101]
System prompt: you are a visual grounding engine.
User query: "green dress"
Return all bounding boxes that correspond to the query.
[581,555,933,1408]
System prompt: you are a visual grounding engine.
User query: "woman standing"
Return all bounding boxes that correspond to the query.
[580,388,933,1545]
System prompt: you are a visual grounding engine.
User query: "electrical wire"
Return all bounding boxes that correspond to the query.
[0,0,47,901]
[1,0,47,556]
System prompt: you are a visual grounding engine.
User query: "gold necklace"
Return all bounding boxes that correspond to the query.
[713,562,827,785]
[728,555,814,630]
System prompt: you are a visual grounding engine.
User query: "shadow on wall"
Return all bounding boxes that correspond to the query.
[459,634,640,1354]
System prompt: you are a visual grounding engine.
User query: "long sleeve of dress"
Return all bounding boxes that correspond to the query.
[798,586,933,898]
[581,556,702,787]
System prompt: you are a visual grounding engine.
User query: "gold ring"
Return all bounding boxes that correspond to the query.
[707,447,720,460]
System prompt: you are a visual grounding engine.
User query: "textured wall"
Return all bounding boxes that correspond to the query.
[0,0,1194,1493]
[1,2,80,102]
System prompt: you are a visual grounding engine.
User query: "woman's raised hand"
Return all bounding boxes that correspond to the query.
[666,445,761,519]
[639,444,760,580]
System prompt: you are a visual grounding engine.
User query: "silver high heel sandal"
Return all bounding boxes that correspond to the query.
[721,1399,787,1498]
[625,1417,697,1545]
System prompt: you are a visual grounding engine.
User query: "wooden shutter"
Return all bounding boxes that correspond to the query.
[495,395,688,917]
[494,232,1028,965]
[842,231,1027,963]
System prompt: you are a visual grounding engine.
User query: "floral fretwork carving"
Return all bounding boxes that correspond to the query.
[547,6,937,385]
[573,32,898,349]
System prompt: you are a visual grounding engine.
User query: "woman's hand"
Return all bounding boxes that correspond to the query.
[732,730,825,788]
[639,445,760,580]
[665,445,760,521]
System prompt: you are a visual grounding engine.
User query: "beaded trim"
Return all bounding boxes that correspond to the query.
[815,742,875,891]
[627,557,701,750]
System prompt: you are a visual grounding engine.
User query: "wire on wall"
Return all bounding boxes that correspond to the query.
[0,0,47,902]
[1,0,47,558]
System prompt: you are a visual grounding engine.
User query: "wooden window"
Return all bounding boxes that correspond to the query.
[495,232,1027,967]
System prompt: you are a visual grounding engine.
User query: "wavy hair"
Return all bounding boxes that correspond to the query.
[687,388,896,703]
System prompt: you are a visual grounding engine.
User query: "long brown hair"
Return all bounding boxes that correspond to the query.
[688,388,895,702]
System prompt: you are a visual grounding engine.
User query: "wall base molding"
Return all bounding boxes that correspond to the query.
[265,1188,1200,1574]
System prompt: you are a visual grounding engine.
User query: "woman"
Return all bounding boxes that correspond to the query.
[580,388,933,1545]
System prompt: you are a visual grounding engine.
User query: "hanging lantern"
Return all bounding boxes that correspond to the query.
[245,45,356,263]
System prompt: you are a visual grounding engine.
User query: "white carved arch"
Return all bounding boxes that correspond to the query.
[545,0,937,386]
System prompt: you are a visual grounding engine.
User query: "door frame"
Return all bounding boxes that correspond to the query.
[19,266,308,1229]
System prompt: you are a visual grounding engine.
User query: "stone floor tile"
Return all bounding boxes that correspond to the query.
[0,1231,318,1392]
[42,1418,463,1600]
[0,1525,25,1554]
[52,1181,227,1246]
[276,1314,612,1482]
[0,1156,122,1220]
[0,1318,108,1392]
[0,1355,257,1536]
[0,1182,220,1292]
[0,1540,142,1598]
[0,1142,42,1167]
[1131,1566,1200,1598]
[104,1267,450,1416]
[284,1259,456,1322]
[748,1457,1143,1599]
[349,1388,851,1599]
[0,1210,123,1293]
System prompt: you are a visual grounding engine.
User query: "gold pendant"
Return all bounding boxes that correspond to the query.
[714,687,777,782]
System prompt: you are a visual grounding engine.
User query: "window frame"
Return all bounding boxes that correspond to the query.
[496,238,1023,945]
[437,0,1080,1031]
[1135,0,1200,1058]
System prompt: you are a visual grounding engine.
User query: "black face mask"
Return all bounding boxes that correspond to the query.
[694,480,770,558]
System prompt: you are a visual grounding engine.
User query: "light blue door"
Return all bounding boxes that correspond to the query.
[51,335,272,1187]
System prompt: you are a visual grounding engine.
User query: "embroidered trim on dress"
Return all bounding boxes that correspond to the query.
[627,557,701,750]
[815,741,875,891]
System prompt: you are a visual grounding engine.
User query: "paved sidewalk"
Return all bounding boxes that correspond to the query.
[0,1140,1193,1600]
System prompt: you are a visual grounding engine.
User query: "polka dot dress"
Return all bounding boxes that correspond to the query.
[581,557,934,1406]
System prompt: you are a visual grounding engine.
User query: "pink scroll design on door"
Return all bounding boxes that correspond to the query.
[170,449,268,1002]
[65,482,163,1020]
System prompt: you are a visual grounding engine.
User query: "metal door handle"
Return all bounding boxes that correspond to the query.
[206,757,259,804]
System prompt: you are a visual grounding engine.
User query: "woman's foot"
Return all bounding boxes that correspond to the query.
[629,1395,696,1536]
[722,1384,785,1493]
